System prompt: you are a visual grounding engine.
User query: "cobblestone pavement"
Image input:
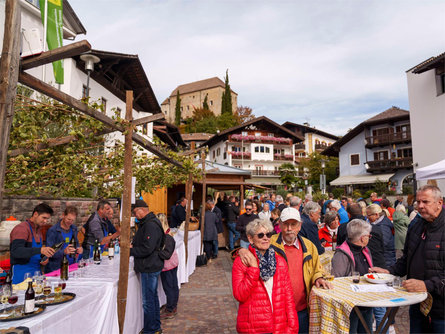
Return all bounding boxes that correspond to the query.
[161,249,410,334]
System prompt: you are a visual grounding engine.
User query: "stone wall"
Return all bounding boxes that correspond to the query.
[1,196,120,228]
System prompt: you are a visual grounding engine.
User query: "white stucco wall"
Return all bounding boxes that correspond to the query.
[339,131,368,176]
[407,68,445,192]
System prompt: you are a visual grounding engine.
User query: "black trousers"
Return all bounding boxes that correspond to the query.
[203,240,214,259]
[160,267,179,312]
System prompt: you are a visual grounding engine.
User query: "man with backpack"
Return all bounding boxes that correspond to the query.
[131,199,168,334]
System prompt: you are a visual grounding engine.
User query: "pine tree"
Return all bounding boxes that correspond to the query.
[221,69,233,115]
[175,90,181,126]
[203,94,210,110]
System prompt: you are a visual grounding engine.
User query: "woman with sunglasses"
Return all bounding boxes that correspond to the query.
[232,219,298,333]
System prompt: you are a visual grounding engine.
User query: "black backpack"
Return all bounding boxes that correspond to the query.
[158,233,175,260]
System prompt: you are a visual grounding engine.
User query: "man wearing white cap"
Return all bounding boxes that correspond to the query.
[239,207,331,333]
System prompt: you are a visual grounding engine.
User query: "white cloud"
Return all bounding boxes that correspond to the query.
[70,0,445,136]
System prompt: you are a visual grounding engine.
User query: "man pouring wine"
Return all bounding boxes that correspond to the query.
[45,206,83,273]
[10,203,56,284]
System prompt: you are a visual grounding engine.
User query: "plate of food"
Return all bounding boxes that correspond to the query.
[364,273,394,284]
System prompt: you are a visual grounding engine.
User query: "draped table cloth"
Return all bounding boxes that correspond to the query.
[0,230,202,333]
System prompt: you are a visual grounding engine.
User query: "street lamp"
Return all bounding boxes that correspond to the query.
[80,53,100,98]
[320,159,326,195]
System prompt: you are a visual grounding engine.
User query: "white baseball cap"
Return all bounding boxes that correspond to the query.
[280,207,301,222]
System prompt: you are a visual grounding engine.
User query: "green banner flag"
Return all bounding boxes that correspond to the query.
[39,0,64,84]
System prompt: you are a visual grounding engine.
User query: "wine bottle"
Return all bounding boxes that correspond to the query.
[332,232,337,251]
[69,234,77,259]
[93,239,101,265]
[41,241,64,263]
[108,234,115,260]
[60,254,69,281]
[24,281,35,314]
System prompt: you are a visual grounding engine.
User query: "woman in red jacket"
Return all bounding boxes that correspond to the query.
[232,219,298,334]
[318,211,339,247]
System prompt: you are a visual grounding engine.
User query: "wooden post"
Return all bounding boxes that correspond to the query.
[117,91,133,334]
[183,173,193,264]
[200,151,206,253]
[240,184,245,211]
[0,0,21,220]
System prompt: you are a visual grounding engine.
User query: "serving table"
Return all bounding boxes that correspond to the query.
[309,276,428,334]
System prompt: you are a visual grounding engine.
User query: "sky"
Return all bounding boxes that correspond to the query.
[70,0,445,136]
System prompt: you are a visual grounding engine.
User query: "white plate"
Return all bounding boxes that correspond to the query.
[364,273,394,284]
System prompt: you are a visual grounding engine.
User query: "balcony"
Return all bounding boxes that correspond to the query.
[273,154,294,161]
[366,157,413,172]
[251,170,280,177]
[365,132,411,148]
[229,134,292,145]
[230,151,251,160]
[315,143,329,150]
[294,142,305,150]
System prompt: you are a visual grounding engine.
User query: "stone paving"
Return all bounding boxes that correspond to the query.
[161,249,410,334]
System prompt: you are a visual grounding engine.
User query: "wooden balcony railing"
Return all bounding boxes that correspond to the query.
[229,134,292,145]
[273,154,294,161]
[365,132,411,147]
[230,152,251,160]
[315,143,329,150]
[294,142,305,149]
[366,157,413,172]
[251,170,281,176]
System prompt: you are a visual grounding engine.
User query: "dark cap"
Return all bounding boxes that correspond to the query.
[132,199,148,209]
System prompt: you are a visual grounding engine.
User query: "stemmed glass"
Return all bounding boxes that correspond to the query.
[7,294,18,316]
[42,279,52,303]
[0,286,9,311]
[53,280,62,301]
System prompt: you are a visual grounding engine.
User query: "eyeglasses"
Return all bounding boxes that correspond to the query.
[245,208,252,211]
[255,232,274,239]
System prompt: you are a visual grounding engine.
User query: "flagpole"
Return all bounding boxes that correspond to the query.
[42,0,48,82]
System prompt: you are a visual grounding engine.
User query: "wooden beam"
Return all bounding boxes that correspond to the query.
[18,71,183,168]
[132,113,164,127]
[0,0,21,220]
[133,87,149,104]
[183,173,194,264]
[21,40,91,70]
[200,151,206,254]
[117,91,133,334]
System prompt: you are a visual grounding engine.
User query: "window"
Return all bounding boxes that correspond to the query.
[234,164,242,169]
[180,107,183,111]
[232,145,241,152]
[374,151,389,161]
[255,165,263,172]
[82,85,89,98]
[187,106,190,111]
[210,100,213,106]
[255,132,261,137]
[142,124,148,135]
[397,148,413,158]
[260,146,264,153]
[212,150,215,159]
[242,131,248,136]
[350,154,360,166]
[100,97,107,113]
[216,148,221,156]
[268,133,274,137]
[441,74,445,94]
[255,146,259,153]
[223,152,227,159]
[116,107,123,119]
[265,147,270,153]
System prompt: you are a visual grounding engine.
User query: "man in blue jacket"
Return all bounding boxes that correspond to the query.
[46,206,83,273]
[299,201,325,255]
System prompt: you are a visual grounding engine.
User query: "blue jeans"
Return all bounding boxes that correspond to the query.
[297,308,309,333]
[240,240,250,249]
[350,307,373,334]
[227,222,240,250]
[212,239,218,257]
[140,271,162,334]
[373,307,388,333]
[409,304,445,333]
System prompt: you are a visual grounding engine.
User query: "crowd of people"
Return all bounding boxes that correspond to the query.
[229,185,444,334]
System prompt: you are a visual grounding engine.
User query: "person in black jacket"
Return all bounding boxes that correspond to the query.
[299,201,325,255]
[371,185,445,333]
[209,200,222,259]
[203,202,219,261]
[131,200,164,334]
[337,203,387,269]
[226,196,240,250]
[236,201,258,249]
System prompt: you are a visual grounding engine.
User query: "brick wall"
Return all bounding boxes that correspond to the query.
[1,196,120,228]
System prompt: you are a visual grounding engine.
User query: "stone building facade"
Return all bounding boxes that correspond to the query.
[161,77,238,123]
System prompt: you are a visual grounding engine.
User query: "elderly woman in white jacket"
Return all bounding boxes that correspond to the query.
[258,202,271,222]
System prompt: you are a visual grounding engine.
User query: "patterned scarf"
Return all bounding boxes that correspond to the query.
[255,247,277,281]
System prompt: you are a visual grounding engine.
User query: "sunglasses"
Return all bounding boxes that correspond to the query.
[245,208,253,211]
[255,232,274,239]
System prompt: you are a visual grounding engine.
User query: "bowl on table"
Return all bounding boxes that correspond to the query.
[364,273,394,284]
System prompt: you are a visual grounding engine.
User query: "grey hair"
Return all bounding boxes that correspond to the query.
[246,218,274,237]
[275,195,284,203]
[323,211,339,226]
[305,194,313,201]
[418,185,443,201]
[395,204,406,213]
[347,219,372,242]
[330,199,341,210]
[303,201,321,215]
[290,196,302,207]
[366,203,382,215]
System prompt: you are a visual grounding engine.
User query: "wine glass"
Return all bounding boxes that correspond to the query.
[7,294,18,316]
[0,287,8,311]
[23,272,32,283]
[42,281,52,303]
[53,280,62,301]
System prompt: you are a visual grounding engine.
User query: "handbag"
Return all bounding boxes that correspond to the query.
[195,253,207,267]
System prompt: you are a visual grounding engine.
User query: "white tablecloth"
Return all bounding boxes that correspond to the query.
[0,230,202,333]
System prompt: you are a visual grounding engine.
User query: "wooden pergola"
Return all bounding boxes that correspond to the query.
[0,1,195,332]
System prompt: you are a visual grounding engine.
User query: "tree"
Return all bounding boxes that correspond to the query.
[175,90,181,126]
[203,94,209,110]
[221,69,232,115]
[298,152,339,191]
[234,105,255,124]
[279,163,299,190]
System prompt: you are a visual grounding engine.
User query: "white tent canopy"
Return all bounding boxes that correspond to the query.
[416,159,445,180]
